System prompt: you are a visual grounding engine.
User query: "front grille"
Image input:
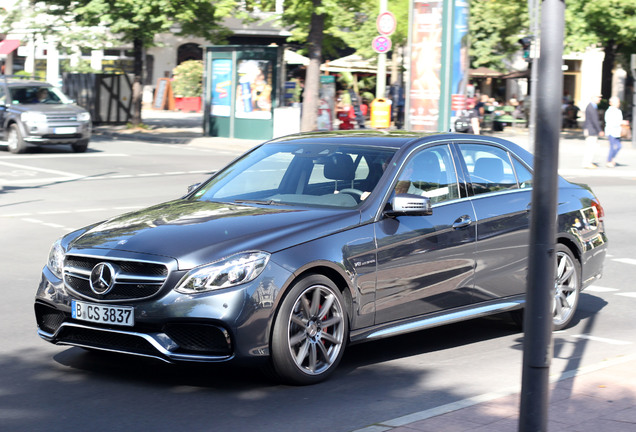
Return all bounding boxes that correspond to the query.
[57,326,157,355]
[35,303,66,334]
[46,113,80,123]
[164,323,232,355]
[64,255,169,302]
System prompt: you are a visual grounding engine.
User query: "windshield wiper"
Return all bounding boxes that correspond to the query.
[234,199,292,206]
[234,199,276,205]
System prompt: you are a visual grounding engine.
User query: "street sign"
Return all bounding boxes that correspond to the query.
[372,35,392,54]
[377,11,397,36]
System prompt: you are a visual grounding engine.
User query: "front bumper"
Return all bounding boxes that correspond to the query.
[35,255,292,364]
[23,121,91,144]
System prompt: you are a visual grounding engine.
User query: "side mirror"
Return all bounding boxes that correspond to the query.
[187,183,201,194]
[384,193,432,217]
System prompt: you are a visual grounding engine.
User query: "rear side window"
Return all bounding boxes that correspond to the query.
[459,144,518,195]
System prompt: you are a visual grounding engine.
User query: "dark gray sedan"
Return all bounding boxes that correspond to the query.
[35,131,607,384]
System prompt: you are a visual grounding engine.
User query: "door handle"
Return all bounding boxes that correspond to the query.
[452,215,472,229]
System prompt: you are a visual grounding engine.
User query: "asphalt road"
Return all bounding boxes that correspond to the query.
[1,136,634,432]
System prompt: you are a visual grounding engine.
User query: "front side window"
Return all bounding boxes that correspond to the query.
[10,86,71,105]
[394,145,459,204]
[193,143,396,208]
[459,144,519,195]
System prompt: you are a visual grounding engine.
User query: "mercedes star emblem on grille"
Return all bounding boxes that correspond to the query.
[89,262,116,295]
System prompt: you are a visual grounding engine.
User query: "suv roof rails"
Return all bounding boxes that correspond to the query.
[1,74,41,83]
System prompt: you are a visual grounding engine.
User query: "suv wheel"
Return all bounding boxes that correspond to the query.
[72,139,89,153]
[7,124,27,154]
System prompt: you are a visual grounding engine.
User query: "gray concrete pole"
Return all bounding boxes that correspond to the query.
[518,0,564,431]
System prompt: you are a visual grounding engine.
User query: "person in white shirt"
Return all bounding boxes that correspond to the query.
[604,96,623,168]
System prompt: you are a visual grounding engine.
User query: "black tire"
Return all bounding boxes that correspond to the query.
[510,244,581,331]
[270,274,348,385]
[71,139,89,153]
[7,124,27,154]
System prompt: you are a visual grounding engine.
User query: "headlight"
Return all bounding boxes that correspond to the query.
[47,239,65,279]
[21,112,47,124]
[175,252,270,294]
[77,112,91,122]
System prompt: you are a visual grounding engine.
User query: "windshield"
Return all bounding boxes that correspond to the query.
[10,86,72,105]
[192,143,396,208]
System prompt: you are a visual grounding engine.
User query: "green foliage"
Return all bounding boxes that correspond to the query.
[171,60,203,97]
[61,59,102,74]
[40,0,232,46]
[468,0,529,71]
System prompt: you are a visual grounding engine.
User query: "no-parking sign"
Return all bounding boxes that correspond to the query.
[372,35,392,54]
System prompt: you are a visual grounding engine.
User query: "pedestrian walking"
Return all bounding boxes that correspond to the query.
[604,96,623,167]
[582,95,603,169]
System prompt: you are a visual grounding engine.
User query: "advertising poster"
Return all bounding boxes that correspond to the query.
[451,0,470,108]
[409,0,444,131]
[236,60,273,119]
[211,59,232,117]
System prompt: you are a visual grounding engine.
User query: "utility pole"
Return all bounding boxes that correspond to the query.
[519,0,564,431]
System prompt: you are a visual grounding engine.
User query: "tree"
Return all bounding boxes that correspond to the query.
[266,0,377,131]
[468,0,529,71]
[39,0,233,125]
[565,0,636,100]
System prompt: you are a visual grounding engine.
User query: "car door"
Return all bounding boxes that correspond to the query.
[457,141,533,301]
[374,144,477,324]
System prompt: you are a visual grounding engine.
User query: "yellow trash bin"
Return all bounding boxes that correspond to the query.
[370,98,392,129]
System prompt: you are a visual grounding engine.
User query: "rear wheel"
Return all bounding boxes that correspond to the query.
[270,274,348,385]
[510,244,581,331]
[7,124,27,154]
[553,244,580,330]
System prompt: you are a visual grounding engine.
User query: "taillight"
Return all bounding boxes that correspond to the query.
[591,198,605,222]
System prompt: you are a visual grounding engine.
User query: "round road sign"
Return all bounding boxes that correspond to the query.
[376,11,397,36]
[372,35,392,54]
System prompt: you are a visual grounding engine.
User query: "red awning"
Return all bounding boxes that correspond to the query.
[0,40,20,55]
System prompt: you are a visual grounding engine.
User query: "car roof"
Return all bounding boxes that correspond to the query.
[2,79,52,88]
[268,130,456,149]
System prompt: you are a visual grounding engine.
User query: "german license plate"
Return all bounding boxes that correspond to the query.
[54,127,77,134]
[72,300,134,327]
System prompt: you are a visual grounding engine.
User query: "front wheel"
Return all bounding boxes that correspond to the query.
[71,139,89,153]
[7,124,27,154]
[270,274,348,385]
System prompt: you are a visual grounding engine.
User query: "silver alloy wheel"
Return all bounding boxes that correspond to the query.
[286,284,345,376]
[553,249,579,328]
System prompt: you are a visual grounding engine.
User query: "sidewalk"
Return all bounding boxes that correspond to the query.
[94,109,636,178]
[352,354,636,432]
[97,111,636,431]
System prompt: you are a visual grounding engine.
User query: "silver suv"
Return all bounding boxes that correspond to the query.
[0,78,92,153]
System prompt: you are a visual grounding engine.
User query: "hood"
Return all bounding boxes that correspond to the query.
[12,103,88,115]
[70,199,361,269]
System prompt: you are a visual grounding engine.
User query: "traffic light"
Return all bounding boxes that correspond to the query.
[518,37,532,61]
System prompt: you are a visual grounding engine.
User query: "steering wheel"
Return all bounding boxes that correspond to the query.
[339,188,364,199]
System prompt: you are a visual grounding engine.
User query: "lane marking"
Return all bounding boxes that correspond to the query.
[0,160,82,178]
[1,206,144,219]
[0,153,129,160]
[616,292,636,298]
[613,258,636,266]
[1,169,212,185]
[584,286,619,293]
[571,335,633,345]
